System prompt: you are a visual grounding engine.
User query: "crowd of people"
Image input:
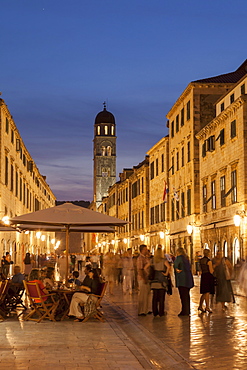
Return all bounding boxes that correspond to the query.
[1,245,247,320]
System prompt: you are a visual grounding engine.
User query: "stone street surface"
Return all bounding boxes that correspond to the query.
[1,277,247,370]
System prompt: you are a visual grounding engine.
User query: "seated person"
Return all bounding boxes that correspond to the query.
[11,266,25,285]
[68,266,102,321]
[40,268,47,281]
[43,269,55,290]
[28,269,50,302]
[8,266,25,297]
[68,271,82,286]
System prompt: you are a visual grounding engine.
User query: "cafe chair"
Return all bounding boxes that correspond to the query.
[0,280,11,319]
[82,281,108,323]
[23,281,59,323]
[6,283,27,312]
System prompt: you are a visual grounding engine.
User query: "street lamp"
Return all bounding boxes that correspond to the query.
[159,231,165,239]
[187,224,193,235]
[233,214,241,227]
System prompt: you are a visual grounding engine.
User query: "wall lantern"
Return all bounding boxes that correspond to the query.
[159,231,165,239]
[187,224,193,235]
[140,234,145,241]
[234,214,241,227]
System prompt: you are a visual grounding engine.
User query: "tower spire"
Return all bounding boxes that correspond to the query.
[103,101,107,110]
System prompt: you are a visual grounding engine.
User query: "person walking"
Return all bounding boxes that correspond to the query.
[23,252,32,278]
[103,251,116,295]
[198,249,214,313]
[122,248,134,295]
[137,244,151,316]
[150,246,171,317]
[213,251,234,311]
[174,247,194,316]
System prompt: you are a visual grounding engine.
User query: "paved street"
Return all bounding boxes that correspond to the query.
[1,277,247,369]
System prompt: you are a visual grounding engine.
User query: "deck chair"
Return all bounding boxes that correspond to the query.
[0,280,11,319]
[82,281,108,323]
[23,281,59,323]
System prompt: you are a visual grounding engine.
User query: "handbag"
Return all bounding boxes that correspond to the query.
[148,265,155,281]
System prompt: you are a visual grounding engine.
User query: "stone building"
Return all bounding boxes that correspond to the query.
[93,103,116,209]
[196,68,247,264]
[0,98,56,267]
[146,136,169,251]
[165,63,246,262]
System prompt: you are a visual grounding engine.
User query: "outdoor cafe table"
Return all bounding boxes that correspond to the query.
[51,288,75,321]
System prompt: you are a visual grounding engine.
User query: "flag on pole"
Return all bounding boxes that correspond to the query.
[173,187,179,201]
[163,181,169,202]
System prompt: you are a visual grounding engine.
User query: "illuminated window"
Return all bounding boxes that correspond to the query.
[107,146,112,156]
[104,126,108,135]
[111,126,114,135]
[97,126,100,135]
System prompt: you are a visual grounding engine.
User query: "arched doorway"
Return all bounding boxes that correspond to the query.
[232,237,240,266]
[213,243,218,258]
[223,241,228,257]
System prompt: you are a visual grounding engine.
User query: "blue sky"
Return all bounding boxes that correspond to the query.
[1,0,247,201]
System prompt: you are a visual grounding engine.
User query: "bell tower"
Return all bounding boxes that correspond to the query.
[93,103,116,209]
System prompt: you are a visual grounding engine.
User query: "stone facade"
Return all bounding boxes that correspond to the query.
[166,82,234,262]
[91,61,247,267]
[147,136,169,252]
[196,75,247,264]
[0,98,56,266]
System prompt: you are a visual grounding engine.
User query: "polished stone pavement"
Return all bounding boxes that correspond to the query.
[0,277,247,369]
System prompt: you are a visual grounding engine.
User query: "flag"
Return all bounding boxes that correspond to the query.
[163,181,169,202]
[173,187,179,201]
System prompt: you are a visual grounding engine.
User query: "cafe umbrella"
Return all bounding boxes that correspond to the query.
[8,202,127,281]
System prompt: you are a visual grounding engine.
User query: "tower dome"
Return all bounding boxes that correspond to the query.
[94,104,115,125]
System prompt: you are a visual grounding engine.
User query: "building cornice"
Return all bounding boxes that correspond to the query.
[196,95,247,140]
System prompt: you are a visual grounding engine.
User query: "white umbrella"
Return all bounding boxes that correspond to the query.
[9,203,127,281]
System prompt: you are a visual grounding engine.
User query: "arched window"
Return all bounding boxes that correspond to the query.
[111,126,114,135]
[97,126,100,135]
[101,146,106,156]
[104,126,108,135]
[107,146,112,156]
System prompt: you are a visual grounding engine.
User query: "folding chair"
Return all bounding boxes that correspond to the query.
[23,281,59,323]
[6,283,27,312]
[82,281,108,323]
[0,280,11,319]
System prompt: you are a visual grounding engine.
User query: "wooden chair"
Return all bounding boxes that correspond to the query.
[82,281,108,323]
[23,281,59,323]
[6,283,27,312]
[0,280,11,319]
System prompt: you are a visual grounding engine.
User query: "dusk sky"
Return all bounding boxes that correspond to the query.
[1,1,247,201]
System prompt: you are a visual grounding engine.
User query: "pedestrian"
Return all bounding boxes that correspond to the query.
[57,253,67,282]
[174,247,194,316]
[70,254,76,272]
[194,251,202,276]
[103,251,116,295]
[213,251,234,311]
[23,252,32,277]
[132,250,139,291]
[198,249,214,313]
[122,248,134,295]
[137,244,151,316]
[150,246,171,317]
[238,258,247,296]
